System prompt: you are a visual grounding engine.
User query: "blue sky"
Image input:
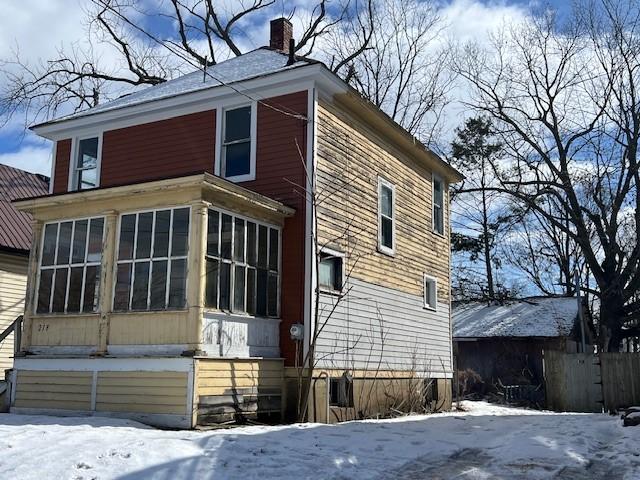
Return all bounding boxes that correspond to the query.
[0,0,565,177]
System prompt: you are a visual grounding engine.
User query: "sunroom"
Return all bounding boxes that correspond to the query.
[13,173,295,359]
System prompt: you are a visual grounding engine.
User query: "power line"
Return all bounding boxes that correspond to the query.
[90,0,309,122]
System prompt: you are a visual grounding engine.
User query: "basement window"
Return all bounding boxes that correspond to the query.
[329,373,354,408]
[221,104,256,182]
[378,177,395,255]
[36,217,104,314]
[205,209,280,317]
[423,274,437,310]
[71,136,101,191]
[113,207,190,311]
[319,251,343,292]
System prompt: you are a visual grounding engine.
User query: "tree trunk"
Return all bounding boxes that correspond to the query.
[598,289,626,352]
[481,189,495,300]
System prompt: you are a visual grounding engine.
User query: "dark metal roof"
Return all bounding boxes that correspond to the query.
[0,164,49,252]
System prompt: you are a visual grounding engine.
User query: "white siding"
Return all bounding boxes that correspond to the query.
[0,252,28,371]
[316,278,452,377]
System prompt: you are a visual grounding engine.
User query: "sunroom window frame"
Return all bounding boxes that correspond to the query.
[35,215,105,315]
[204,206,282,318]
[68,133,103,192]
[112,205,191,312]
[377,176,396,256]
[215,101,258,183]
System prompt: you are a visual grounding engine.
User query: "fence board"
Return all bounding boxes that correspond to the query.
[600,353,640,411]
[543,350,602,412]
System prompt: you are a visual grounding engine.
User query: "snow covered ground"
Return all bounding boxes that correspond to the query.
[1,401,639,479]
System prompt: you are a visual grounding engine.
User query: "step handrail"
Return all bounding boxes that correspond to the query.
[0,315,23,355]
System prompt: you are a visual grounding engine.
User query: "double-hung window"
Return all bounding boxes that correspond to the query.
[205,209,280,317]
[221,105,255,181]
[433,175,444,235]
[72,136,101,190]
[319,251,343,292]
[113,207,190,311]
[378,177,395,255]
[36,217,104,314]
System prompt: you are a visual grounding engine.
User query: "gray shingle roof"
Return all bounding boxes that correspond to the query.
[45,48,313,125]
[453,297,579,338]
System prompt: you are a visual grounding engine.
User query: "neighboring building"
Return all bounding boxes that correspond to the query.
[0,165,49,371]
[9,18,462,428]
[453,297,591,390]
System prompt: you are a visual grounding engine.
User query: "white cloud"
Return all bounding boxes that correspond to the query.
[0,144,52,176]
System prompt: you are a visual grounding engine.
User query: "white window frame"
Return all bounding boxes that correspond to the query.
[423,274,438,311]
[68,133,103,192]
[112,206,191,312]
[432,173,445,236]
[34,216,105,315]
[318,247,345,294]
[215,101,257,183]
[377,176,396,256]
[204,207,282,318]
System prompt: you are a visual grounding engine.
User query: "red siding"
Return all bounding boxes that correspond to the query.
[242,91,308,366]
[52,139,71,193]
[100,110,216,187]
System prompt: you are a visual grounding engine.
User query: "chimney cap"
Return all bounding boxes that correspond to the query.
[270,17,293,54]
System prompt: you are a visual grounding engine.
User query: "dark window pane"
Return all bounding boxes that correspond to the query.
[269,228,279,271]
[132,261,150,310]
[168,258,187,308]
[380,185,393,217]
[319,256,336,290]
[247,222,257,266]
[150,260,168,309]
[118,215,136,260]
[381,217,393,249]
[52,268,68,312]
[207,210,219,257]
[67,267,84,313]
[258,225,268,268]
[41,223,58,266]
[256,269,268,317]
[205,259,219,309]
[77,137,98,168]
[224,142,251,177]
[71,220,88,264]
[114,264,132,311]
[153,210,171,257]
[56,222,73,265]
[219,262,231,311]
[87,218,104,263]
[224,106,251,142]
[220,214,232,260]
[234,265,246,312]
[136,212,153,259]
[234,218,245,262]
[246,267,256,315]
[268,272,278,317]
[83,265,100,312]
[171,208,190,257]
[37,269,54,313]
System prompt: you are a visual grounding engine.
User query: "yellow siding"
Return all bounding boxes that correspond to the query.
[29,315,99,346]
[108,311,197,345]
[316,102,451,300]
[95,371,189,415]
[196,358,284,397]
[0,253,28,371]
[14,370,92,410]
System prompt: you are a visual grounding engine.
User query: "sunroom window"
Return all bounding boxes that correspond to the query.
[36,217,104,314]
[222,105,254,180]
[205,209,280,317]
[73,136,100,190]
[113,207,190,311]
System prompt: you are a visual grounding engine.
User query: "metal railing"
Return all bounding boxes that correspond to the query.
[0,315,23,355]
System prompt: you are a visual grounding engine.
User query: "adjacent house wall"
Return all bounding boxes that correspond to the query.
[314,100,453,377]
[0,252,28,371]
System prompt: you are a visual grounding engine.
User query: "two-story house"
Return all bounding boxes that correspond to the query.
[9,18,462,427]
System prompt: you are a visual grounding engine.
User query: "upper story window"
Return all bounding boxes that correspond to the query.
[36,217,104,314]
[424,274,437,310]
[205,209,280,318]
[378,177,395,255]
[319,250,343,292]
[71,136,101,191]
[433,175,444,235]
[220,104,256,182]
[113,207,190,311]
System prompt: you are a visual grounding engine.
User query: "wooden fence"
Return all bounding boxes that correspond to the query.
[543,351,640,412]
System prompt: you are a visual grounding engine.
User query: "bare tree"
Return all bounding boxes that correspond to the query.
[452,1,640,351]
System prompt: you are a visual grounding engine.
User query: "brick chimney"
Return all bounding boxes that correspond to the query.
[270,17,293,53]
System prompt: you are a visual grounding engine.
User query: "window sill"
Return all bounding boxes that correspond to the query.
[423,305,437,312]
[32,312,99,318]
[222,173,256,183]
[319,287,343,297]
[203,309,281,321]
[377,245,395,257]
[432,229,446,239]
